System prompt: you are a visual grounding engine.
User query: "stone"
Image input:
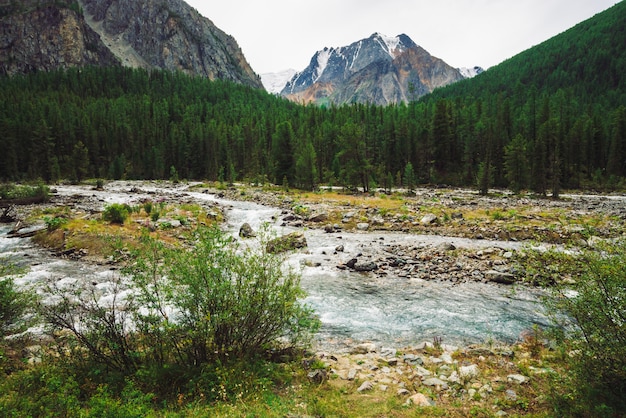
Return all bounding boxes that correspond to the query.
[347,368,358,381]
[397,388,410,396]
[350,343,377,354]
[354,261,378,272]
[420,214,438,225]
[505,389,518,401]
[238,222,256,238]
[403,354,424,365]
[447,371,461,384]
[357,381,374,392]
[381,347,397,358]
[307,369,327,384]
[507,374,529,384]
[422,377,449,391]
[459,364,481,380]
[485,270,516,284]
[406,393,434,407]
[266,232,307,253]
[309,212,329,222]
[414,366,432,377]
[335,245,345,252]
[438,242,456,252]
[356,222,370,231]
[386,358,399,367]
[440,353,454,364]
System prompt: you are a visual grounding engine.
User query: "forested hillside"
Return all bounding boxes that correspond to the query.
[1,1,625,193]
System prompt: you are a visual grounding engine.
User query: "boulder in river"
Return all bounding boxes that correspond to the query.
[239,222,256,238]
[309,211,329,222]
[266,231,307,253]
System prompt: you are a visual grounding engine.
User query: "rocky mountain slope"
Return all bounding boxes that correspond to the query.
[0,0,262,88]
[280,33,467,105]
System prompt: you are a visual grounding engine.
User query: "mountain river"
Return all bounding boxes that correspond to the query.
[1,182,550,351]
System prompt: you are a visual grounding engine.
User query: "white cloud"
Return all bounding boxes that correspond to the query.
[186,0,617,74]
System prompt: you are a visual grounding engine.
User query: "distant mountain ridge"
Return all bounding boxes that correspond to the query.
[0,0,262,88]
[278,33,475,105]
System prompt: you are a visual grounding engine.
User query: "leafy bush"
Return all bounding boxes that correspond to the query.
[102,203,130,224]
[142,201,153,215]
[546,239,626,415]
[128,226,318,364]
[0,260,32,337]
[40,225,318,401]
[43,215,68,231]
[0,183,49,202]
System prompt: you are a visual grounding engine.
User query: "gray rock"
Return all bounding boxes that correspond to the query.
[403,354,424,365]
[350,342,377,354]
[485,270,516,284]
[354,261,378,272]
[356,222,370,231]
[414,366,432,377]
[347,368,358,381]
[507,374,529,384]
[438,242,456,251]
[357,381,374,392]
[505,389,518,401]
[422,377,449,390]
[421,214,439,225]
[307,369,327,384]
[406,393,434,407]
[238,222,256,238]
[266,232,307,253]
[309,212,329,222]
[381,347,397,358]
[459,364,480,380]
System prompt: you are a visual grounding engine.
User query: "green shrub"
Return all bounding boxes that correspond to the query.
[142,201,153,215]
[546,239,626,415]
[128,226,318,364]
[0,261,32,337]
[0,182,49,201]
[40,225,318,401]
[43,215,68,231]
[102,203,130,224]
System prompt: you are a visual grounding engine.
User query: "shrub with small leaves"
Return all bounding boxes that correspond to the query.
[102,203,130,224]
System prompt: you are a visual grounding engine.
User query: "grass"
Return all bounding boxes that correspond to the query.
[31,201,221,260]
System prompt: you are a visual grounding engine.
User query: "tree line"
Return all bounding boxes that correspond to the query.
[1,0,625,194]
[0,64,624,194]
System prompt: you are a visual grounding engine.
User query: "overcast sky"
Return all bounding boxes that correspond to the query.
[186,0,617,74]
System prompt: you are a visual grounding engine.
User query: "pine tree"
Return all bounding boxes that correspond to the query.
[504,134,529,194]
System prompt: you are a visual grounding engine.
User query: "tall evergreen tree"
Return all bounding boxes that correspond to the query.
[271,121,295,185]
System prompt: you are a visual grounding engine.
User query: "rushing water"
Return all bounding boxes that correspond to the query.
[1,182,550,350]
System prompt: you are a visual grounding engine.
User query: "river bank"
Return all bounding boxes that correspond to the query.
[1,180,605,416]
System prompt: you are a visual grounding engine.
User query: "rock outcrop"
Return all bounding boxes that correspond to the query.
[0,1,120,76]
[0,0,262,88]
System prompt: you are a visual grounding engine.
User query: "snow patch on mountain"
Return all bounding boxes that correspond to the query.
[459,66,484,78]
[315,48,332,82]
[261,69,297,94]
[375,33,402,58]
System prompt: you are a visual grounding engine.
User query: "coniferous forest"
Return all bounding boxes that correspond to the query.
[1,2,625,194]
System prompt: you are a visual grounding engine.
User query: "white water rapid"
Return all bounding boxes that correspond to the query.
[1,182,549,351]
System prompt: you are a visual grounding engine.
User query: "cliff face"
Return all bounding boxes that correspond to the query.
[0,2,119,76]
[0,0,262,89]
